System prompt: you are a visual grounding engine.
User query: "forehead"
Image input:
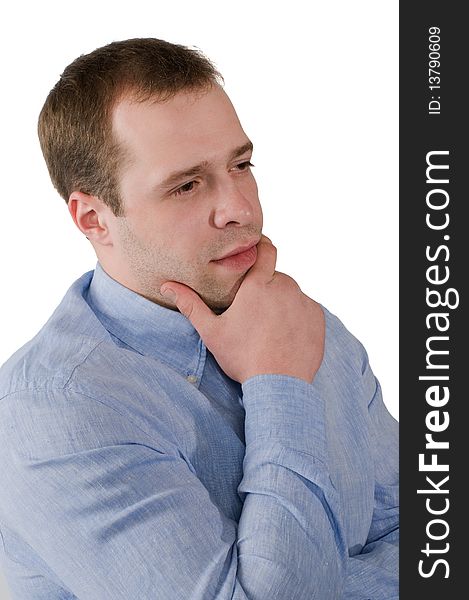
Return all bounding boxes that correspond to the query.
[112,86,248,170]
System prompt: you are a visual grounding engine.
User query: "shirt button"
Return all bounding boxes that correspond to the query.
[186,375,198,384]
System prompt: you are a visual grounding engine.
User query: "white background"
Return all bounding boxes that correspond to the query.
[0,1,397,596]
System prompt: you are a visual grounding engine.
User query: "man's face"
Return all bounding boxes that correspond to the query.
[108,84,263,311]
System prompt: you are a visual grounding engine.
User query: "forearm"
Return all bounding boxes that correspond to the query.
[237,375,347,599]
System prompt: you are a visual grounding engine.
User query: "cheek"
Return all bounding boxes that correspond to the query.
[155,210,209,259]
[131,207,179,245]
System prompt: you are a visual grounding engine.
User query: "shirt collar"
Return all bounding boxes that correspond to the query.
[86,263,206,383]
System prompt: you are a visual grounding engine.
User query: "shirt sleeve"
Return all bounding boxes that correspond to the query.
[342,375,399,600]
[240,371,399,600]
[0,381,344,600]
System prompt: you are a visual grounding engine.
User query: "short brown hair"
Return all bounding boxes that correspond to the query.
[38,38,223,216]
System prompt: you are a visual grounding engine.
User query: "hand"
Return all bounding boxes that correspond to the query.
[160,236,325,384]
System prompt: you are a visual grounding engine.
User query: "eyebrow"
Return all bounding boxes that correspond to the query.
[158,141,254,191]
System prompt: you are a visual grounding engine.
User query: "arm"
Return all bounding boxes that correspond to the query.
[343,369,399,599]
[238,375,348,599]
[0,379,345,600]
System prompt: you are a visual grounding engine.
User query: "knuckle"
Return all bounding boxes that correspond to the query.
[261,238,276,253]
[276,272,299,290]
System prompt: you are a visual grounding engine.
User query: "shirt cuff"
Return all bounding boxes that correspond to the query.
[241,374,326,464]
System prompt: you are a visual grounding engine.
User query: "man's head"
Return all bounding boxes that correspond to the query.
[38,38,224,217]
[39,39,263,311]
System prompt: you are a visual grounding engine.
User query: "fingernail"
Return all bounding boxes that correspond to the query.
[160,286,177,301]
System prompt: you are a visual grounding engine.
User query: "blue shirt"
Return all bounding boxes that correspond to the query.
[0,264,399,599]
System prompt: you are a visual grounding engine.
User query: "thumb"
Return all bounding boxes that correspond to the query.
[160,282,217,339]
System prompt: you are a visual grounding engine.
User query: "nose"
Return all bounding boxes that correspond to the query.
[210,178,257,229]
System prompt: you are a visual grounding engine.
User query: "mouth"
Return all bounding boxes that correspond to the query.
[211,239,260,270]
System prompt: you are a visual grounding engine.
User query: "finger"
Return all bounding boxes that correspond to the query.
[245,235,277,282]
[160,282,218,340]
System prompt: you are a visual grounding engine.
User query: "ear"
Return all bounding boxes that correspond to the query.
[68,191,114,247]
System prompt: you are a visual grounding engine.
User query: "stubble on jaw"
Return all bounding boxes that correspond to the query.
[115,217,259,311]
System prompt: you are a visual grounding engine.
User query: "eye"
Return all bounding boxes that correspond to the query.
[173,180,198,196]
[233,161,255,172]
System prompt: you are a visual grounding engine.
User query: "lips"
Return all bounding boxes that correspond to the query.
[211,239,259,271]
[213,239,260,261]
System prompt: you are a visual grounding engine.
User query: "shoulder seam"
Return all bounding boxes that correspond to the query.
[62,338,108,388]
[0,336,108,401]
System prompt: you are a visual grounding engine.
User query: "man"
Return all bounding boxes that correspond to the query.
[0,39,398,599]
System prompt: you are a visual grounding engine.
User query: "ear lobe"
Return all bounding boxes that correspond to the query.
[68,191,113,246]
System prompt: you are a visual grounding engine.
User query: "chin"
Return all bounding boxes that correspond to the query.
[199,279,242,313]
[203,294,234,314]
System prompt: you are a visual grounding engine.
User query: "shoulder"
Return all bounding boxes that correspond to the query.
[0,344,179,477]
[0,271,107,397]
[0,272,179,462]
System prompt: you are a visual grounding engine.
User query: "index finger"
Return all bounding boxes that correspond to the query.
[245,234,277,282]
